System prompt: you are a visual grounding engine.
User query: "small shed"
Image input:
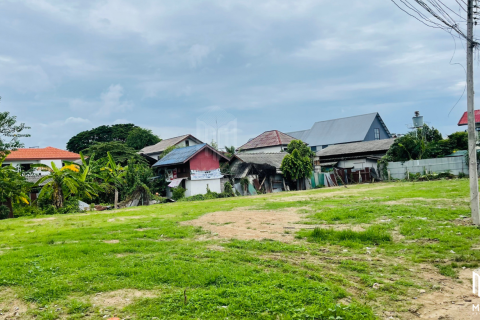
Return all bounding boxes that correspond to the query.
[229,153,288,194]
[152,143,229,198]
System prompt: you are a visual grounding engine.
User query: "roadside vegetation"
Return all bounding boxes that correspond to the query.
[0,179,478,319]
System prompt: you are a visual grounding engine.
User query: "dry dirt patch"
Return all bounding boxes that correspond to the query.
[182,207,309,242]
[30,217,55,222]
[0,288,32,320]
[103,240,120,244]
[407,267,480,320]
[91,289,157,309]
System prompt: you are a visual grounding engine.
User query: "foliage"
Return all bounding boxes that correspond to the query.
[224,146,236,158]
[172,187,186,200]
[82,141,145,165]
[308,227,392,245]
[0,205,9,220]
[223,181,234,196]
[281,150,313,181]
[210,140,218,150]
[0,155,30,218]
[66,123,137,153]
[33,162,82,209]
[158,144,179,160]
[0,99,30,157]
[384,126,468,163]
[126,127,161,151]
[286,140,315,157]
[121,158,153,205]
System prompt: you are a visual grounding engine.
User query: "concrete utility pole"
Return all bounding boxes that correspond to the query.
[467,0,480,225]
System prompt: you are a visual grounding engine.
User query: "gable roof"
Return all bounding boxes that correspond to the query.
[458,110,480,126]
[237,130,296,151]
[140,134,203,155]
[316,139,395,157]
[152,143,228,168]
[5,147,81,161]
[230,153,288,178]
[287,113,391,147]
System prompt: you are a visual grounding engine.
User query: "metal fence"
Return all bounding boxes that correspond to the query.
[387,156,467,180]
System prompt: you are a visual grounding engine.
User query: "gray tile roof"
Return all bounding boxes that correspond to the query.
[287,113,390,147]
[140,134,202,155]
[316,139,395,157]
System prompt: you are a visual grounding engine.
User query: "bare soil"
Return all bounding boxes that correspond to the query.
[91,289,157,309]
[0,288,32,320]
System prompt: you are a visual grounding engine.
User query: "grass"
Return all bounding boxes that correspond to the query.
[0,179,479,319]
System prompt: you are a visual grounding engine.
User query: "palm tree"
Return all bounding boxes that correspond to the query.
[0,155,29,218]
[101,152,127,209]
[65,152,103,201]
[33,162,80,209]
[225,146,236,158]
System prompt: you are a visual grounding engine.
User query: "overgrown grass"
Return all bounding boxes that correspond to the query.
[0,179,479,319]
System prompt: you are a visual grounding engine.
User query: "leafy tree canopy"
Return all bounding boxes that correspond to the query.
[66,123,138,153]
[0,98,30,156]
[82,141,145,165]
[385,125,468,162]
[126,127,161,150]
[280,140,313,181]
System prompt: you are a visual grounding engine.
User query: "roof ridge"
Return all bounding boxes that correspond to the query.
[310,112,378,126]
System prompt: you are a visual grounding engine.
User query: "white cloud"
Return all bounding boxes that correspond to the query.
[97,84,133,116]
[188,44,212,68]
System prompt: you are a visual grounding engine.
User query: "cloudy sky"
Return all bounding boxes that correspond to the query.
[0,0,475,149]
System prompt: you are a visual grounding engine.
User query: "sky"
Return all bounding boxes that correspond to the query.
[0,0,476,150]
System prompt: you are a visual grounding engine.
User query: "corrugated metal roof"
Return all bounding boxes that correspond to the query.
[140,134,203,155]
[287,113,390,147]
[316,139,395,157]
[152,143,206,167]
[233,153,287,168]
[458,110,480,126]
[237,130,296,151]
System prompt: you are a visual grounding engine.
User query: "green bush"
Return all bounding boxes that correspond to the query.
[224,181,234,195]
[458,171,467,179]
[172,187,186,201]
[0,205,9,220]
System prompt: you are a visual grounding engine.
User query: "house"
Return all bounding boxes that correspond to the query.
[229,153,288,194]
[237,130,296,153]
[3,147,81,175]
[315,138,395,171]
[287,113,391,152]
[457,110,480,141]
[139,134,203,160]
[152,143,229,198]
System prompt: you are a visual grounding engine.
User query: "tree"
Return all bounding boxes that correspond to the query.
[82,141,145,165]
[0,155,29,218]
[280,140,313,188]
[66,123,137,153]
[225,146,236,158]
[126,127,161,150]
[101,152,127,209]
[210,140,218,150]
[67,152,103,201]
[34,162,81,209]
[448,131,468,151]
[0,99,30,156]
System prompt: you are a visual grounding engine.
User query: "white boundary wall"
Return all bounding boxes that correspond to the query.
[387,156,468,179]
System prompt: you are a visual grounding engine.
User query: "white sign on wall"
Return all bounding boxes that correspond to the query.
[191,168,223,180]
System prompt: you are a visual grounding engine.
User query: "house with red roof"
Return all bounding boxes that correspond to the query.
[3,147,81,176]
[237,130,297,153]
[458,110,480,127]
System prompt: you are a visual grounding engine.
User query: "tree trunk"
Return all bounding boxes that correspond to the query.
[6,197,13,219]
[114,188,118,209]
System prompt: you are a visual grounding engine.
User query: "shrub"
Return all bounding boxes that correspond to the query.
[0,205,9,220]
[172,187,186,201]
[224,181,234,195]
[458,171,467,179]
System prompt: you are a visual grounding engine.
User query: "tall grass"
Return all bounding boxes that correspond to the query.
[309,226,392,244]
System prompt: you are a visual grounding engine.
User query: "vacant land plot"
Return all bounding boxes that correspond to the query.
[0,180,479,319]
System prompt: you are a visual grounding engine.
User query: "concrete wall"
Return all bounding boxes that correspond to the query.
[185,179,221,197]
[3,159,63,175]
[241,146,285,153]
[387,156,467,179]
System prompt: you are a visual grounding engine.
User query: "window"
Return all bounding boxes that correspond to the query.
[185,140,190,147]
[374,128,380,140]
[311,146,317,152]
[20,163,32,171]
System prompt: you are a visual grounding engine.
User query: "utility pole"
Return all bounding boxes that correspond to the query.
[467,0,480,225]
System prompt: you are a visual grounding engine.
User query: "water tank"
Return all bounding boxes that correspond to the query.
[412,111,424,128]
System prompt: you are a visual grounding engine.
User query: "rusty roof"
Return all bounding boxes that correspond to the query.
[237,130,296,151]
[458,110,480,126]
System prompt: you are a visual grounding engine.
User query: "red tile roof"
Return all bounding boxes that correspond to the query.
[238,130,296,151]
[458,110,480,126]
[5,147,81,161]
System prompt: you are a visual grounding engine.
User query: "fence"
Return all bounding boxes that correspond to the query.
[311,167,373,188]
[386,156,467,180]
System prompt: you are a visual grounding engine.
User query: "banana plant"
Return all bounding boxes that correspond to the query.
[101,152,127,209]
[33,162,80,209]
